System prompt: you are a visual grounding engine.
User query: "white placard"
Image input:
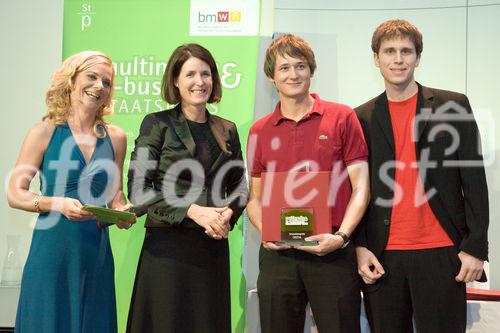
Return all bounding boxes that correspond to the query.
[190,0,260,36]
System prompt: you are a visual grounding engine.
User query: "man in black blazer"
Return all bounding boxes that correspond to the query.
[354,19,489,333]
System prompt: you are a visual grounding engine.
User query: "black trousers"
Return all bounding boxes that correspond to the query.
[257,244,361,333]
[363,247,466,333]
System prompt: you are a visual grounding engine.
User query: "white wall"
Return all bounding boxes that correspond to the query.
[0,0,63,281]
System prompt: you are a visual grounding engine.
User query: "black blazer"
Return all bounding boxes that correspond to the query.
[354,83,489,266]
[127,104,248,228]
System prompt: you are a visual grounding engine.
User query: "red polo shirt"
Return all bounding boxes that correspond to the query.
[248,93,368,227]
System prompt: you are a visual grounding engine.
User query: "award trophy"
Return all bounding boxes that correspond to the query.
[276,208,318,246]
[262,171,332,246]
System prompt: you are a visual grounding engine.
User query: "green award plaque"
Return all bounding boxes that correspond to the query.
[275,208,318,246]
[82,205,136,224]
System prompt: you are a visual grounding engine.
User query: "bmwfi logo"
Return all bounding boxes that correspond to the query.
[198,11,241,23]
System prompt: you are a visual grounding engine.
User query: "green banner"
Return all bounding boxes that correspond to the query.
[63,1,259,331]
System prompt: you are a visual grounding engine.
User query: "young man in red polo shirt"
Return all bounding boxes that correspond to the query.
[354,19,489,332]
[246,34,370,333]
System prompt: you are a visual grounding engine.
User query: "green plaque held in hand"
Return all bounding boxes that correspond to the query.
[82,205,136,224]
[276,208,318,246]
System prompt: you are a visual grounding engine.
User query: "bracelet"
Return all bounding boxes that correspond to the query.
[33,195,41,213]
[334,231,350,249]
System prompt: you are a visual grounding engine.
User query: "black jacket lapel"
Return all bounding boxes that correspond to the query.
[373,92,395,151]
[208,114,232,174]
[169,105,196,157]
[414,82,435,144]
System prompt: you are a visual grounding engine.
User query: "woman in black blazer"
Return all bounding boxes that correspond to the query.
[126,44,248,333]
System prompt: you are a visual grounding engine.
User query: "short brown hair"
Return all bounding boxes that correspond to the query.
[162,43,222,104]
[371,19,423,56]
[264,34,316,79]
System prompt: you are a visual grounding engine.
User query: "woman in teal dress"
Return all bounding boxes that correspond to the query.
[7,51,135,332]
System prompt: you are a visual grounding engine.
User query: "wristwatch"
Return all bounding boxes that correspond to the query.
[334,231,350,249]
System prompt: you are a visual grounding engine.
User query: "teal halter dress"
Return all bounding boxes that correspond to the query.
[15,123,117,333]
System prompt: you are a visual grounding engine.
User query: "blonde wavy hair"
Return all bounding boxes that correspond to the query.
[44,50,115,136]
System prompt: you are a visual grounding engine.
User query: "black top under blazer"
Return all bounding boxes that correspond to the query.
[127,104,248,228]
[353,83,489,274]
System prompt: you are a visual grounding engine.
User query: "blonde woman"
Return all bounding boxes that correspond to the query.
[7,50,134,333]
